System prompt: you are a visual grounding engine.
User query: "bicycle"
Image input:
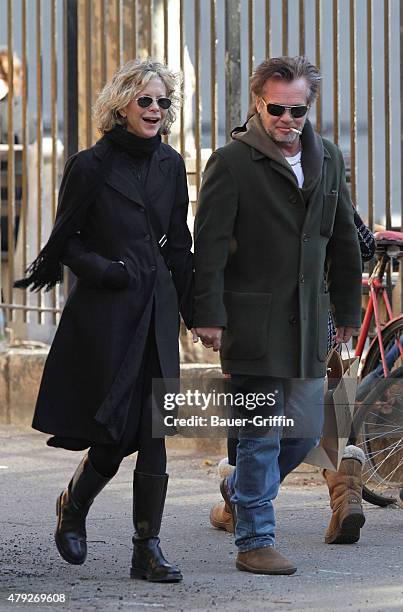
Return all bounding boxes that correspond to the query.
[349,231,403,507]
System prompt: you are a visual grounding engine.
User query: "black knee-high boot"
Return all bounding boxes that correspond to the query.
[130,472,182,583]
[55,454,111,565]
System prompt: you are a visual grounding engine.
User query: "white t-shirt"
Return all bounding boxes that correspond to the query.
[285,151,304,188]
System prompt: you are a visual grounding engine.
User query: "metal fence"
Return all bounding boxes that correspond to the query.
[0,0,402,343]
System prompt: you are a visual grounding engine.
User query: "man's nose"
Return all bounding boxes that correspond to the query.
[281,109,293,120]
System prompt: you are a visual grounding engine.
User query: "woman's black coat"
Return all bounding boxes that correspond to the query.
[32,137,193,445]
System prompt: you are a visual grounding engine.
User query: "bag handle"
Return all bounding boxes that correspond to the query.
[334,342,355,375]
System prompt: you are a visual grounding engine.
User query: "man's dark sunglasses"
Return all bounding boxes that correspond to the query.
[135,96,172,110]
[266,102,309,119]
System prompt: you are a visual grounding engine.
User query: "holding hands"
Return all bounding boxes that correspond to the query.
[192,327,223,352]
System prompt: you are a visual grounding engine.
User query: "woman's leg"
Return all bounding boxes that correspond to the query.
[54,453,112,565]
[227,436,239,467]
[55,344,146,566]
[130,327,182,582]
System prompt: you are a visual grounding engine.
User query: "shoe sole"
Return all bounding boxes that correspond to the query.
[325,511,366,545]
[236,560,297,575]
[130,567,183,583]
[220,480,236,534]
[54,494,86,565]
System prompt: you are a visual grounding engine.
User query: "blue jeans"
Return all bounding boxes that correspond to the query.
[227,376,324,552]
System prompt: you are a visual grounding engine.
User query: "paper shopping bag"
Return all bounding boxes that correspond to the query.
[304,351,360,471]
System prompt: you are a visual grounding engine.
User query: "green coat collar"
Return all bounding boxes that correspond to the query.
[232,115,331,200]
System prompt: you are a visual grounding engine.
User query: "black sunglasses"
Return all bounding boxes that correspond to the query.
[265,102,309,119]
[135,96,172,110]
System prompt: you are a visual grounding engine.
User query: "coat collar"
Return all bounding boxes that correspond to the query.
[232,115,329,197]
[93,137,172,207]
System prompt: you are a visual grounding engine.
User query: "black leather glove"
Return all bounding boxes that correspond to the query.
[102,261,130,290]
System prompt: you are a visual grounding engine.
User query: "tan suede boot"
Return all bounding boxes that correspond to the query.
[236,547,297,575]
[209,501,234,533]
[323,453,366,544]
[209,477,236,533]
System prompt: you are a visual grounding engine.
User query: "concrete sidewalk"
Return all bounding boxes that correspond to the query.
[0,425,402,612]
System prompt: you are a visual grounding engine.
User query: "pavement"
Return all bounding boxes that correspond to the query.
[0,425,402,612]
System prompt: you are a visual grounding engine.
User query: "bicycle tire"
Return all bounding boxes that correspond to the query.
[360,315,403,380]
[353,365,403,506]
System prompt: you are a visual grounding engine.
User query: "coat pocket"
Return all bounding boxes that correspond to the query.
[320,193,338,238]
[221,291,272,360]
[317,293,331,362]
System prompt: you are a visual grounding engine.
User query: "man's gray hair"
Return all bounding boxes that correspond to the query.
[248,56,321,118]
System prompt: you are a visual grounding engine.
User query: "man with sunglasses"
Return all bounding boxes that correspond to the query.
[193,56,362,575]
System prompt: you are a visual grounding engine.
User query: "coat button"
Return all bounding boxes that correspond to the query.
[151,265,156,272]
[300,274,305,283]
[289,315,297,325]
[289,195,297,204]
[303,233,310,242]
[144,234,151,241]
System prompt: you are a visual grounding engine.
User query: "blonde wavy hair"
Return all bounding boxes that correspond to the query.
[0,48,22,96]
[93,58,182,135]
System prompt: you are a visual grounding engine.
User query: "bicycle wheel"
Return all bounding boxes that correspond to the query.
[360,315,403,380]
[353,365,403,505]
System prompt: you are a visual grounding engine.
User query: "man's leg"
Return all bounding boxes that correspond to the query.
[278,377,325,481]
[225,375,296,575]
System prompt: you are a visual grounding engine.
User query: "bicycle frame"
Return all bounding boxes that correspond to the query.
[355,276,403,377]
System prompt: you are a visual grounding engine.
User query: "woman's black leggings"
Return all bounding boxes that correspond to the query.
[89,325,166,478]
[227,436,238,467]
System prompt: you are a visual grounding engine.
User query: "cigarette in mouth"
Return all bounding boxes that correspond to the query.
[290,127,302,135]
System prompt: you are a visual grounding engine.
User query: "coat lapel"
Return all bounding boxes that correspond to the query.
[144,144,173,202]
[104,149,146,207]
[299,120,325,202]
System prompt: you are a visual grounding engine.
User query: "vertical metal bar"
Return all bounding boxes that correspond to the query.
[225,0,241,142]
[282,0,288,56]
[248,0,254,80]
[194,0,201,195]
[85,0,92,147]
[21,0,28,322]
[399,0,403,314]
[6,0,15,313]
[315,0,321,133]
[210,0,217,153]
[64,0,78,160]
[116,0,121,66]
[265,0,271,59]
[384,0,391,229]
[299,0,305,56]
[100,0,107,83]
[64,0,78,298]
[179,0,185,157]
[50,0,59,322]
[36,0,43,323]
[163,0,168,65]
[132,0,137,60]
[137,0,151,60]
[333,0,339,145]
[148,0,152,56]
[367,0,374,229]
[349,0,357,204]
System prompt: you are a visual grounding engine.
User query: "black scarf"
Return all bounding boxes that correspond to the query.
[14,138,113,292]
[104,125,161,158]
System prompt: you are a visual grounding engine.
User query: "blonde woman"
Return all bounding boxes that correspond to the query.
[15,59,193,582]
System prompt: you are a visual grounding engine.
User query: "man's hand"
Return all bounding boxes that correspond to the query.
[335,326,357,344]
[193,327,223,351]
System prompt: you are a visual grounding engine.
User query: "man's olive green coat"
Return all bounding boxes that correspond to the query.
[193,117,362,378]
